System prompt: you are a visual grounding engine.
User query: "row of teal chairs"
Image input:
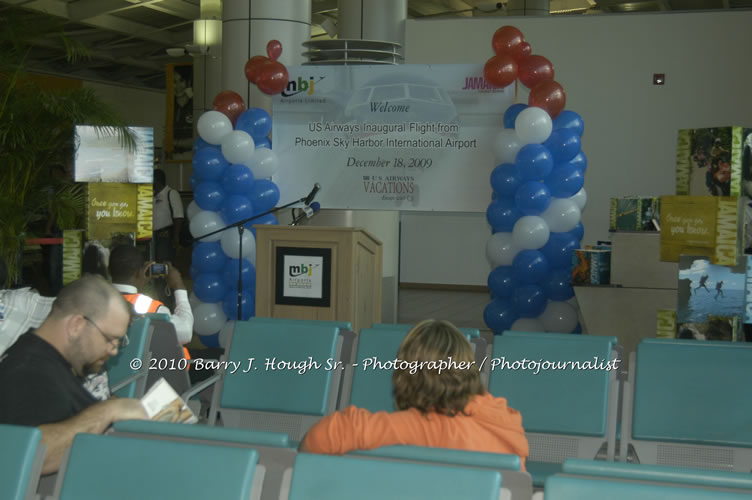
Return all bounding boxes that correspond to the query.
[4,423,751,500]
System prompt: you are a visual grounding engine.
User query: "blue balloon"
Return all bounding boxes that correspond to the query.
[569,151,588,173]
[189,265,199,280]
[514,181,551,215]
[512,250,549,285]
[221,164,255,196]
[199,332,221,347]
[488,266,516,299]
[486,198,522,232]
[503,103,528,129]
[193,273,227,303]
[255,137,272,149]
[222,289,255,321]
[223,258,256,291]
[545,163,585,198]
[541,231,580,269]
[245,212,279,236]
[544,129,581,163]
[194,181,226,212]
[569,222,585,242]
[543,267,575,301]
[513,284,547,318]
[250,179,280,212]
[235,108,272,142]
[193,147,229,181]
[490,163,521,198]
[193,137,210,152]
[192,241,228,273]
[221,195,254,226]
[516,144,554,181]
[484,298,518,334]
[553,110,584,137]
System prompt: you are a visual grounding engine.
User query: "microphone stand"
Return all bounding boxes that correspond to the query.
[192,194,313,321]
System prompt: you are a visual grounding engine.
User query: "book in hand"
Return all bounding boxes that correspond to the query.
[140,377,197,424]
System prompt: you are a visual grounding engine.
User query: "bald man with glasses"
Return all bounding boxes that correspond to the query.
[0,275,148,474]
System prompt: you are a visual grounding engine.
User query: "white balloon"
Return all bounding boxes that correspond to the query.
[493,129,522,165]
[510,318,546,332]
[219,320,236,349]
[541,198,581,233]
[186,200,201,221]
[539,300,579,333]
[188,291,201,310]
[247,147,279,178]
[220,227,257,260]
[512,216,550,250]
[486,232,520,268]
[570,187,588,211]
[189,210,225,242]
[221,130,255,165]
[197,110,232,145]
[193,302,228,336]
[515,107,553,145]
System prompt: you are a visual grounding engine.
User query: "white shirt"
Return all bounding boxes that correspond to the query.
[153,186,184,232]
[0,288,54,356]
[112,283,193,344]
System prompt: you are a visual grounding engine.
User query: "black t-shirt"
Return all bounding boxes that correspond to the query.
[0,330,96,426]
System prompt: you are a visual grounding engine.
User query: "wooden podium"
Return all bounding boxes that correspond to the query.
[255,225,382,332]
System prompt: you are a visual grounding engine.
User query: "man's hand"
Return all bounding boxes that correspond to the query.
[165,264,186,291]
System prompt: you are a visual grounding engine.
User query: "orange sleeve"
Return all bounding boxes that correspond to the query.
[302,406,386,455]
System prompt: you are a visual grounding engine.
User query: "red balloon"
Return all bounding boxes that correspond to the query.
[266,40,283,61]
[212,90,246,126]
[244,55,269,84]
[528,80,566,119]
[519,42,532,59]
[483,54,518,89]
[256,61,289,95]
[518,55,554,89]
[492,26,526,60]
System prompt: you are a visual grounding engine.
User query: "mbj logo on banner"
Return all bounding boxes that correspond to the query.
[283,255,324,299]
[272,64,515,212]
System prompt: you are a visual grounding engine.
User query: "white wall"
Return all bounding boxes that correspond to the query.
[401,10,752,285]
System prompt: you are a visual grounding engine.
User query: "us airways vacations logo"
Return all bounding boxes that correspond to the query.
[461,76,494,90]
[288,263,319,277]
[281,76,326,97]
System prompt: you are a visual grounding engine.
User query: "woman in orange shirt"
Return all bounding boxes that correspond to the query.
[300,319,529,470]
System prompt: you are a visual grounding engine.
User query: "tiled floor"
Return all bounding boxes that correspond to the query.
[397,287,493,339]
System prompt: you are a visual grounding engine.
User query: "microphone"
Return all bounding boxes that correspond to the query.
[290,202,320,226]
[303,183,321,205]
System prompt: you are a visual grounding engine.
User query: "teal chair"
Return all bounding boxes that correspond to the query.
[561,458,752,491]
[487,331,620,487]
[199,321,344,443]
[53,433,264,500]
[351,445,531,500]
[282,453,502,500]
[106,317,153,398]
[144,313,191,396]
[111,420,293,500]
[541,474,752,500]
[246,317,357,409]
[620,339,752,471]
[0,424,45,500]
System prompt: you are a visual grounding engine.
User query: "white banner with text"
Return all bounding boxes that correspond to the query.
[272,64,515,212]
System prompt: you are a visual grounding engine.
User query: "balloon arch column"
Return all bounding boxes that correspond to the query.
[482,27,587,335]
[186,42,289,348]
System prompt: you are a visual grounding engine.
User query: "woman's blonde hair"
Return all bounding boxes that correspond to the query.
[392,319,485,416]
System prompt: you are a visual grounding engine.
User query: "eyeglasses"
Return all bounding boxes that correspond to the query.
[83,316,129,350]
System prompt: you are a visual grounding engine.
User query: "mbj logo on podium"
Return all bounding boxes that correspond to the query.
[288,263,320,277]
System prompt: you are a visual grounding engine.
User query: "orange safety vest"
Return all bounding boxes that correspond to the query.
[122,293,191,364]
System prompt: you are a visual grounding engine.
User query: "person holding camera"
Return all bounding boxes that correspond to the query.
[107,245,193,351]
